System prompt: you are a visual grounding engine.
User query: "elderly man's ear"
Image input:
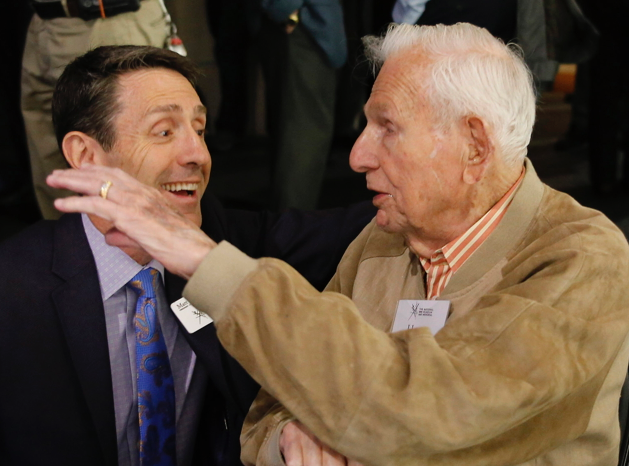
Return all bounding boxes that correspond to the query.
[62,131,109,169]
[462,116,491,184]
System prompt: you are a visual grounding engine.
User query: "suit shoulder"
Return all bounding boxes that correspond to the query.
[0,220,56,265]
[0,218,73,297]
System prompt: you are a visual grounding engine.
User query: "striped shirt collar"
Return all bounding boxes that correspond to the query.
[419,168,525,299]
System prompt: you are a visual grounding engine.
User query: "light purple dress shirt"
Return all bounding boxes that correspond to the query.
[82,214,197,466]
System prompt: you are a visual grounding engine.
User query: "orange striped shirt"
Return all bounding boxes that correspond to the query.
[419,169,525,299]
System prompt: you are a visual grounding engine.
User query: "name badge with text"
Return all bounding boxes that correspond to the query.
[170,297,213,334]
[391,300,450,335]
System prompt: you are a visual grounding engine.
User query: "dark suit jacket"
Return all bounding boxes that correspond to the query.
[0,193,374,466]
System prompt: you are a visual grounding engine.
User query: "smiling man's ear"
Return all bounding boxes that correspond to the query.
[462,116,492,184]
[62,131,108,169]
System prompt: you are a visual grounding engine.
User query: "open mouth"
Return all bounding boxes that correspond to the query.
[161,182,199,197]
[371,190,393,204]
[370,187,389,196]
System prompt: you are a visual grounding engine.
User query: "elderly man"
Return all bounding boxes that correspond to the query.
[0,45,373,465]
[48,23,629,465]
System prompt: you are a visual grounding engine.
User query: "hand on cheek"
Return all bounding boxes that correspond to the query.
[47,164,216,279]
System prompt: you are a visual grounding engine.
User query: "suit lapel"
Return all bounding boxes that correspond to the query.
[165,271,236,404]
[50,215,117,466]
[176,199,261,415]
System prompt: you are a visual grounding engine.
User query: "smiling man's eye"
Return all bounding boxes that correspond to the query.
[159,130,171,137]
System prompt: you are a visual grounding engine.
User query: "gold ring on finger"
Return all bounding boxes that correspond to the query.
[100,180,113,200]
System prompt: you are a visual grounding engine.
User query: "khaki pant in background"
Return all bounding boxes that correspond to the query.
[21,0,169,219]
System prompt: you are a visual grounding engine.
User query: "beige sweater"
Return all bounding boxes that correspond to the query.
[185,161,629,466]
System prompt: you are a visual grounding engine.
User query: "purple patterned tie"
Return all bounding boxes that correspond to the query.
[128,268,177,466]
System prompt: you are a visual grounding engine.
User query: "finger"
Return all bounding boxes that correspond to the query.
[282,440,304,466]
[321,448,347,466]
[50,175,164,222]
[47,164,119,185]
[299,433,323,466]
[53,195,117,221]
[281,421,320,466]
[282,434,308,466]
[47,165,142,198]
[47,171,108,197]
[281,423,305,466]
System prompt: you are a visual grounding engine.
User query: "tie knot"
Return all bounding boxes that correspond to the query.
[128,267,160,299]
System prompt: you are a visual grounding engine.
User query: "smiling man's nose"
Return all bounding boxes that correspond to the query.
[179,130,210,167]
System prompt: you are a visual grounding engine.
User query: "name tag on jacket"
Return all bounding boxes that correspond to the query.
[391,300,450,335]
[171,297,213,333]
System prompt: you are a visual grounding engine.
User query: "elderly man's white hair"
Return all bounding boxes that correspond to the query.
[363,23,536,166]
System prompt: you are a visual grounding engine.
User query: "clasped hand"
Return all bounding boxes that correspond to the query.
[281,421,364,466]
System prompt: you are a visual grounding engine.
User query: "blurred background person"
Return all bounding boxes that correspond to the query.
[22,0,174,220]
[580,0,629,195]
[392,0,517,43]
[253,0,348,210]
[0,2,40,240]
[205,0,251,152]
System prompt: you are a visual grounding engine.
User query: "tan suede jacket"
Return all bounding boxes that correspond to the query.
[184,161,629,466]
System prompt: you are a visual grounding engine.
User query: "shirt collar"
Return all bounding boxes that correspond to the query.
[419,167,525,275]
[82,214,165,301]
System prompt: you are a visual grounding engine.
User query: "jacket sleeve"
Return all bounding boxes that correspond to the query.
[237,248,353,466]
[221,201,375,291]
[184,217,629,465]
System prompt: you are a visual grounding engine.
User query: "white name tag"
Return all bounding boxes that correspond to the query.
[391,300,450,335]
[170,297,213,334]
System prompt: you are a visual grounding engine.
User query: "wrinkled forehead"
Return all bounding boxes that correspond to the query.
[104,68,204,149]
[117,67,198,99]
[115,68,204,117]
[368,52,433,117]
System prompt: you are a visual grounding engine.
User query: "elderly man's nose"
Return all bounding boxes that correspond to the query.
[349,130,377,173]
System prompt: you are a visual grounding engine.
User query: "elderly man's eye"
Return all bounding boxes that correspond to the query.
[197,128,205,136]
[159,130,171,137]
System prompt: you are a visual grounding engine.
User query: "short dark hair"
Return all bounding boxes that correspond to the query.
[52,45,200,151]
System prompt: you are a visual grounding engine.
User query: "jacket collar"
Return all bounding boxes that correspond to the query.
[443,158,545,294]
[50,214,118,466]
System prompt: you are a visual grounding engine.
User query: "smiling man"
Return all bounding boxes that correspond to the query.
[0,46,374,466]
[46,24,629,466]
[54,57,211,265]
